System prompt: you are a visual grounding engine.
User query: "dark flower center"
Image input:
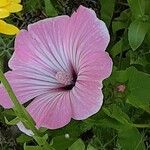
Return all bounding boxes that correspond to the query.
[55,71,77,90]
[63,73,77,90]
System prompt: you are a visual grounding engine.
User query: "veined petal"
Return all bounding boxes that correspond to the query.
[2,5,113,129]
[71,81,103,120]
[77,50,113,81]
[0,71,51,108]
[27,92,72,129]
[66,6,110,72]
[0,20,19,35]
[10,16,71,73]
[0,8,9,18]
[28,16,71,72]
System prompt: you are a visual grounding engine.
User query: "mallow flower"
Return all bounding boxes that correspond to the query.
[0,6,113,129]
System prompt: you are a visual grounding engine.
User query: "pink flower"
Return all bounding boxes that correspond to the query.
[0,6,112,129]
[117,84,126,93]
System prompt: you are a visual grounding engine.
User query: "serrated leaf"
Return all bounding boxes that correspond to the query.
[68,139,85,150]
[128,20,149,50]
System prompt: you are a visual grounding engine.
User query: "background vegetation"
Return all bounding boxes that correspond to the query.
[0,0,150,149]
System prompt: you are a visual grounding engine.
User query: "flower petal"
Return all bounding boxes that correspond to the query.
[10,16,71,73]
[0,86,12,108]
[0,71,52,108]
[12,0,21,3]
[66,5,110,72]
[77,50,113,81]
[27,16,71,73]
[4,3,22,13]
[71,5,110,50]
[27,92,72,129]
[0,0,9,7]
[70,80,103,120]
[0,8,9,18]
[0,20,19,35]
[9,30,66,89]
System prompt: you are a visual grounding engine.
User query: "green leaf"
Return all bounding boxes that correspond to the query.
[112,21,127,33]
[127,0,145,18]
[24,0,41,12]
[129,50,149,67]
[24,143,54,150]
[110,39,124,57]
[103,105,131,125]
[127,68,150,113]
[100,0,115,27]
[33,134,48,146]
[68,139,85,150]
[4,117,20,125]
[128,20,149,50]
[118,126,145,150]
[24,145,43,150]
[52,135,77,150]
[16,134,33,144]
[112,9,131,33]
[110,37,129,57]
[145,0,150,15]
[0,55,4,72]
[44,0,58,17]
[87,144,97,150]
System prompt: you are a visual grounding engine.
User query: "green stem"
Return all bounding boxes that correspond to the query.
[133,124,150,128]
[0,69,40,136]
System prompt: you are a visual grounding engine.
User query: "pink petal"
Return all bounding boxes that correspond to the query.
[70,80,103,120]
[0,71,53,108]
[9,16,71,73]
[10,5,110,75]
[0,5,113,129]
[0,86,12,108]
[27,16,71,72]
[69,6,110,51]
[66,6,110,72]
[77,50,113,81]
[27,92,72,129]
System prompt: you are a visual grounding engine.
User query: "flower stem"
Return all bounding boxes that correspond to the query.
[133,124,150,128]
[0,69,40,136]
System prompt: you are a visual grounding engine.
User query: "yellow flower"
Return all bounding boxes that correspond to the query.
[0,20,19,35]
[0,0,22,35]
